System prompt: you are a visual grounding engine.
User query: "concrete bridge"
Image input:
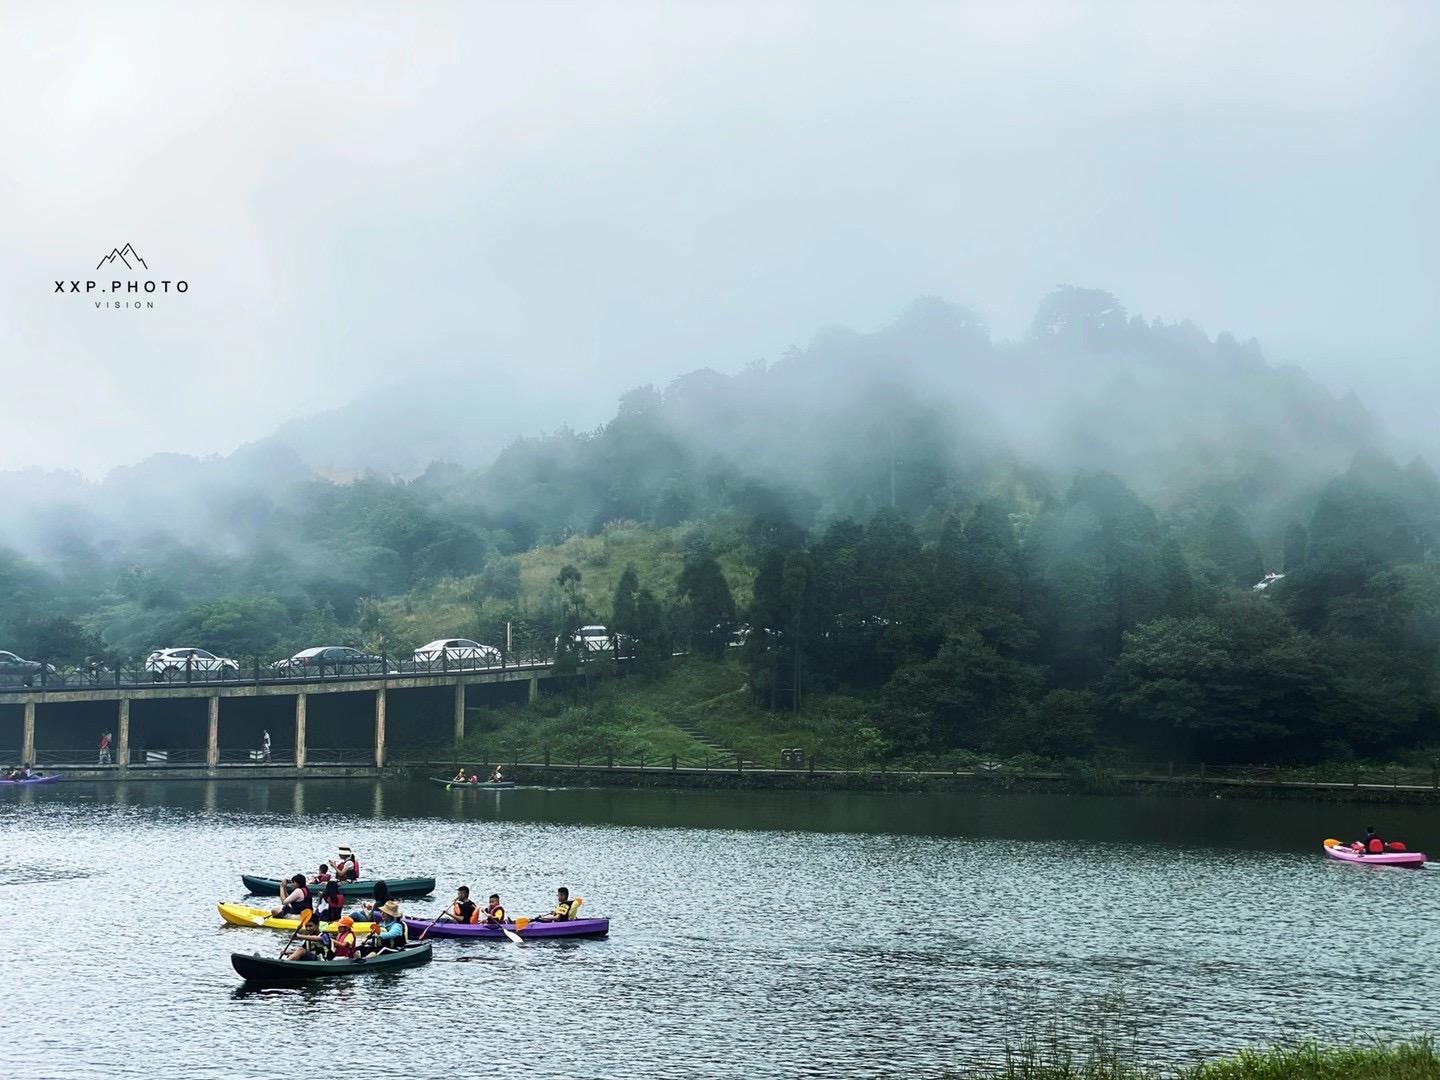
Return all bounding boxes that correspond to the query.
[0,661,589,772]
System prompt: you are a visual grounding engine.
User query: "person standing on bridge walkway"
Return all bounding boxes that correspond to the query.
[98,731,112,766]
[261,729,271,763]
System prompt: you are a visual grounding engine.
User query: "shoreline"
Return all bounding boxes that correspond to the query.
[25,760,1440,804]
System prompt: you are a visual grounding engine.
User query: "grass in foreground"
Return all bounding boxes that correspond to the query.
[952,1042,1440,1079]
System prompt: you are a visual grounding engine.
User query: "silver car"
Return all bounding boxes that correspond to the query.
[0,650,54,687]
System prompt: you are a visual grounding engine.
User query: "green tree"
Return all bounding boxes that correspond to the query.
[168,596,291,660]
[1106,596,1323,761]
[675,553,736,657]
[611,564,640,639]
[8,614,104,666]
[1200,506,1264,589]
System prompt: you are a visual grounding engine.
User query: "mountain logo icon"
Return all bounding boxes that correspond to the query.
[96,243,148,271]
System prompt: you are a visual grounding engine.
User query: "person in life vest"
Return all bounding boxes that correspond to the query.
[285,913,359,962]
[449,886,479,923]
[452,767,468,783]
[360,901,407,954]
[483,894,507,925]
[534,886,576,922]
[314,863,331,884]
[330,845,360,881]
[315,880,346,924]
[330,916,359,959]
[490,766,504,784]
[271,873,312,918]
[1355,826,1387,855]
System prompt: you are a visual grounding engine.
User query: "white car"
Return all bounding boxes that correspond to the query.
[412,638,502,670]
[145,647,240,680]
[557,625,634,655]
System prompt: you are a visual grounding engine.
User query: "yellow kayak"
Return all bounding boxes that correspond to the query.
[218,902,376,934]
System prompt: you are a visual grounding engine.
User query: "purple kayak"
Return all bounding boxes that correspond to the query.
[402,916,609,940]
[0,774,58,787]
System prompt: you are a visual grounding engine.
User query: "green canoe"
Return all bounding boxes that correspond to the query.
[231,942,432,984]
[240,874,435,898]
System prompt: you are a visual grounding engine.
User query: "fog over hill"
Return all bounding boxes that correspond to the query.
[0,287,1385,566]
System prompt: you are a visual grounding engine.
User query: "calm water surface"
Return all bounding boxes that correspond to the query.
[2,780,1438,1078]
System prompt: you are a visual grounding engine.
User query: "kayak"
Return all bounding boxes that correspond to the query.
[218,902,377,934]
[401,916,609,940]
[430,777,517,789]
[1322,839,1427,868]
[231,942,432,984]
[0,774,58,787]
[241,874,435,898]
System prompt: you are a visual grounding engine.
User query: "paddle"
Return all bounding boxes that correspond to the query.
[278,908,312,958]
[417,896,461,942]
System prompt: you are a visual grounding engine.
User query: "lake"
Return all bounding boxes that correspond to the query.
[3,780,1437,1078]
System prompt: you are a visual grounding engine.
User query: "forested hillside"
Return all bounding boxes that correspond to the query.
[1,287,1435,764]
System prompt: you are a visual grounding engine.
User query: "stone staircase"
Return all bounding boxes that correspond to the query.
[668,718,755,769]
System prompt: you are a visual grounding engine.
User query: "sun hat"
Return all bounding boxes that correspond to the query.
[337,845,353,856]
[380,900,400,917]
[338,916,354,927]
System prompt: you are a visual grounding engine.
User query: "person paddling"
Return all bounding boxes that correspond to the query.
[363,900,407,954]
[490,765,504,784]
[534,886,576,922]
[449,886,478,923]
[483,893,507,925]
[271,873,312,918]
[452,767,468,784]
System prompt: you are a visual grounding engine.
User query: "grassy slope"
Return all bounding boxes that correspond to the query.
[371,518,756,652]
[452,656,888,769]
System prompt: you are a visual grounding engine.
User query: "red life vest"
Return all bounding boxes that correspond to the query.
[283,883,312,916]
[317,893,346,921]
[332,928,358,958]
[1367,837,1385,854]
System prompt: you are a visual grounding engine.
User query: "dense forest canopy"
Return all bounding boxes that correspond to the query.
[1,287,1435,764]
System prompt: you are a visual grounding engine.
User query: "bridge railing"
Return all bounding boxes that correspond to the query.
[394,749,1440,790]
[0,645,591,694]
[305,747,377,767]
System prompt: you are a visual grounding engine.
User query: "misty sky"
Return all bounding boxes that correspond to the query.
[2,2,1437,475]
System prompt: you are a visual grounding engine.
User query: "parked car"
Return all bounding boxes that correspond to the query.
[144,647,240,681]
[0,650,55,686]
[411,639,502,670]
[556,625,635,657]
[270,646,389,678]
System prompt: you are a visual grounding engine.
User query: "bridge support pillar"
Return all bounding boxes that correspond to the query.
[294,693,307,769]
[453,683,466,743]
[206,696,219,769]
[22,702,35,765]
[374,688,386,768]
[528,676,539,704]
[117,699,130,768]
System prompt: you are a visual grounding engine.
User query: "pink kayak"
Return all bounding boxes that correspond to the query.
[1323,840,1426,868]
